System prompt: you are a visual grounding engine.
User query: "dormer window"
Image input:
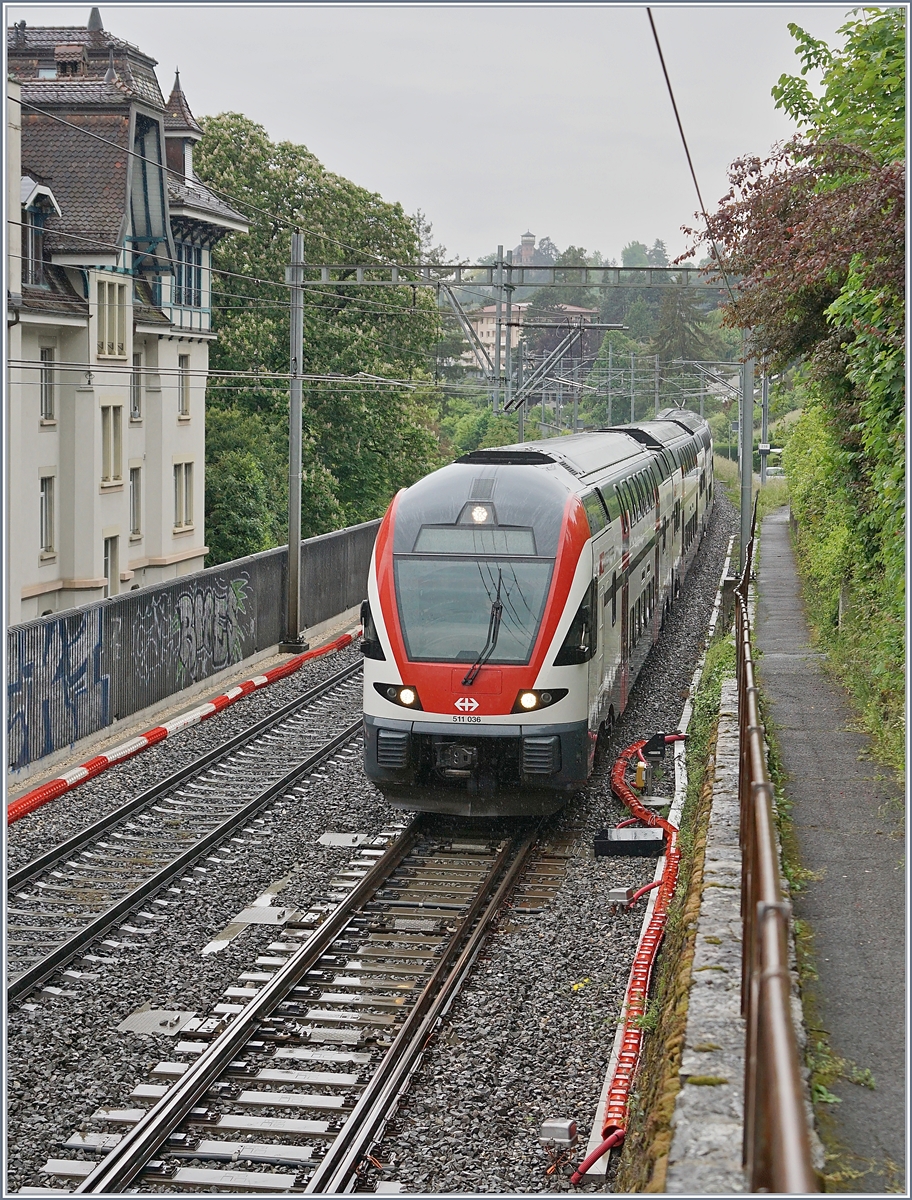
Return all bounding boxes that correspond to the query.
[55,44,88,76]
[20,180,61,286]
[22,209,45,285]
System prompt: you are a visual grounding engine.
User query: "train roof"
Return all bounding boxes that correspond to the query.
[457,411,708,480]
[457,429,649,479]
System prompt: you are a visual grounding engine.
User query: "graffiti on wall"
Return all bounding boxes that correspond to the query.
[8,521,378,770]
[8,608,110,770]
[173,575,252,685]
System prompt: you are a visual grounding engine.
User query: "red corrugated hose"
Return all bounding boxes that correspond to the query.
[571,733,685,1183]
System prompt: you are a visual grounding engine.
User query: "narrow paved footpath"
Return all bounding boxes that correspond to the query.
[756,508,905,1193]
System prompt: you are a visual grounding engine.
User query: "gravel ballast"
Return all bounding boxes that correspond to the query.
[7,497,738,1194]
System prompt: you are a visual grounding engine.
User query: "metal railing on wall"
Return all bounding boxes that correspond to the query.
[735,506,818,1192]
[8,519,380,771]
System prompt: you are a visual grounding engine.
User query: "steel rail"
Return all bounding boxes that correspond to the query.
[8,660,362,891]
[305,826,539,1193]
[735,503,818,1193]
[8,717,362,1003]
[73,818,426,1194]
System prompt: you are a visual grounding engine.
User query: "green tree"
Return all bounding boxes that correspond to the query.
[195,113,444,557]
[621,241,650,267]
[772,9,904,164]
[649,288,716,362]
[646,239,669,267]
[205,450,275,565]
[696,8,905,765]
[624,297,653,341]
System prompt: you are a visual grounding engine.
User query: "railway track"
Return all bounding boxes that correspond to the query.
[28,817,539,1194]
[7,662,363,1003]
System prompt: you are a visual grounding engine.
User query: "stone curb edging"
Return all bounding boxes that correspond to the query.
[665,677,747,1192]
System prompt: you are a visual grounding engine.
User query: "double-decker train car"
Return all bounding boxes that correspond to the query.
[361,409,713,816]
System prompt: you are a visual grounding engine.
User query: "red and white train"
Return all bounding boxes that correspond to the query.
[361,409,713,816]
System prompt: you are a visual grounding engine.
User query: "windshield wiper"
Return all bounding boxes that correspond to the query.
[462,570,503,686]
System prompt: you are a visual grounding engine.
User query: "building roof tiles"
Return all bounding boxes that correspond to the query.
[167,175,247,229]
[20,265,89,317]
[164,71,202,135]
[22,101,130,253]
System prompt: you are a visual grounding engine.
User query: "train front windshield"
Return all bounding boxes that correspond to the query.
[394,555,554,664]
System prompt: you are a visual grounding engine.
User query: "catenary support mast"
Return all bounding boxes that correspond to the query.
[281,231,309,652]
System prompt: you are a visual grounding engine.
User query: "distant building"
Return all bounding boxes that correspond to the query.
[511,231,557,267]
[6,7,247,622]
[465,302,599,365]
[516,231,536,266]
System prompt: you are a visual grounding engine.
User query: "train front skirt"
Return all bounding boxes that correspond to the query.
[363,715,593,817]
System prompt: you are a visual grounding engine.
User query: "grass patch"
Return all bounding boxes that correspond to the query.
[713,456,791,519]
[614,634,736,1193]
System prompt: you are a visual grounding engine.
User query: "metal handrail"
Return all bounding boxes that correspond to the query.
[735,502,819,1193]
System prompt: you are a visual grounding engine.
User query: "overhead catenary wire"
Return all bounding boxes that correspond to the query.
[645,8,737,306]
[13,96,411,267]
[6,358,420,388]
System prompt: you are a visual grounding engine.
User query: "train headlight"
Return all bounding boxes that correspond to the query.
[471,504,490,523]
[375,683,423,710]
[511,688,568,714]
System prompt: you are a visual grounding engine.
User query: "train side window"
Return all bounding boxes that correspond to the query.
[581,490,609,536]
[599,484,621,523]
[555,581,597,665]
[614,480,628,528]
[629,478,642,520]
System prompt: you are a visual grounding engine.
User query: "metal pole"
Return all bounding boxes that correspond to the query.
[654,354,659,418]
[608,343,613,426]
[557,363,563,434]
[629,351,635,422]
[504,250,513,417]
[760,371,769,485]
[740,354,755,573]
[281,231,308,652]
[700,376,704,419]
[517,343,525,443]
[493,245,503,414]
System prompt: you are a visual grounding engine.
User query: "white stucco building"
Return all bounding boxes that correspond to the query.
[6,8,247,622]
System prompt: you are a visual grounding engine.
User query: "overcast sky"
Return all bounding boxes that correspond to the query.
[8,3,854,262]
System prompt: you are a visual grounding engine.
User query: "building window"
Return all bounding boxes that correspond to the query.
[39,475,55,553]
[103,536,119,598]
[178,354,191,417]
[97,278,126,357]
[174,242,202,307]
[129,467,142,536]
[101,405,123,483]
[22,209,46,285]
[40,347,55,419]
[173,461,193,529]
[130,352,142,420]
